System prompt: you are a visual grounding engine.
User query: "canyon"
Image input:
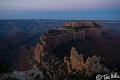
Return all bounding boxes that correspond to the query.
[0,20,120,80]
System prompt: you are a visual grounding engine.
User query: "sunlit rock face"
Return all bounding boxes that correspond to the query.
[34,43,43,64]
[70,47,85,71]
[64,47,110,76]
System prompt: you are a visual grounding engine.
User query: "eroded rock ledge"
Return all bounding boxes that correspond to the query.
[64,47,110,76]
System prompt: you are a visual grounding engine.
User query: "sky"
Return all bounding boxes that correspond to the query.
[0,0,120,20]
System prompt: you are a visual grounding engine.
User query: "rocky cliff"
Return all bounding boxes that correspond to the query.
[34,21,102,64]
[64,47,110,76]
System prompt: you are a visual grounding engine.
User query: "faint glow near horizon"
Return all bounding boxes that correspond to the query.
[0,0,120,10]
[0,0,120,20]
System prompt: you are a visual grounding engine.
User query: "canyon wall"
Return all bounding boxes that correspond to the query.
[34,21,102,64]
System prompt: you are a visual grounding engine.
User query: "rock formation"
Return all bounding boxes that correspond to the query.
[64,47,110,76]
[70,47,85,71]
[64,21,94,27]
[34,43,43,64]
[34,21,102,65]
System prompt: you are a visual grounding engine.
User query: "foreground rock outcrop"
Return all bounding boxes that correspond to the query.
[64,47,110,76]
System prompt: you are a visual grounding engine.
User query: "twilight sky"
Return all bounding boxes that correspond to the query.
[0,0,120,20]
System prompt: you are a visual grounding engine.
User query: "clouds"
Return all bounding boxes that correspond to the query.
[0,0,120,10]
